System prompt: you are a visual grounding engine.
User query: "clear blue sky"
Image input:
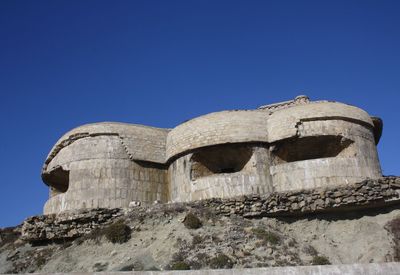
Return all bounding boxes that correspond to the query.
[0,1,399,227]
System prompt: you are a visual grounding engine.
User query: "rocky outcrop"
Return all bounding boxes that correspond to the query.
[22,208,123,243]
[21,177,400,244]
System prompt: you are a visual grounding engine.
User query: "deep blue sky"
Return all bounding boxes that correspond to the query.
[1,1,399,227]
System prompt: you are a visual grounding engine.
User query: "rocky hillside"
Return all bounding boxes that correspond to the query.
[1,178,400,273]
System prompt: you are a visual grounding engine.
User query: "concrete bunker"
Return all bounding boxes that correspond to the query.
[41,96,384,214]
[190,144,253,180]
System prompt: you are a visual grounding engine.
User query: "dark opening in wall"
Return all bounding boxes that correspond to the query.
[42,166,69,196]
[190,144,253,180]
[272,135,353,163]
[371,116,383,145]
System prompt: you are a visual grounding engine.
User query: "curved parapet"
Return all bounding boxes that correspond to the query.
[42,122,169,214]
[267,102,375,143]
[43,122,169,172]
[166,110,269,161]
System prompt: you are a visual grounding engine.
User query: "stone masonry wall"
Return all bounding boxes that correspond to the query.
[205,177,400,217]
[22,177,400,243]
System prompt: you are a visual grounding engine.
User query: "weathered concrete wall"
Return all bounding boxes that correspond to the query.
[44,159,167,214]
[43,126,168,214]
[168,145,273,202]
[271,158,370,191]
[165,101,381,200]
[269,118,381,191]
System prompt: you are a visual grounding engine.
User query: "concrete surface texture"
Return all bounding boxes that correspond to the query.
[42,96,383,214]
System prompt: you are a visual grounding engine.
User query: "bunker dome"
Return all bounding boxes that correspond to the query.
[41,96,383,214]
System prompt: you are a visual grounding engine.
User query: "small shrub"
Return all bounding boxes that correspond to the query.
[75,227,103,245]
[192,235,203,246]
[385,216,400,260]
[211,234,221,244]
[287,250,302,265]
[193,252,209,267]
[118,263,135,271]
[243,250,251,256]
[93,262,108,271]
[183,213,202,229]
[0,227,20,247]
[170,261,190,270]
[387,216,400,238]
[35,255,47,268]
[275,259,290,267]
[303,245,318,256]
[287,238,297,247]
[311,255,331,265]
[251,228,281,245]
[34,248,54,269]
[104,221,131,244]
[209,254,234,269]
